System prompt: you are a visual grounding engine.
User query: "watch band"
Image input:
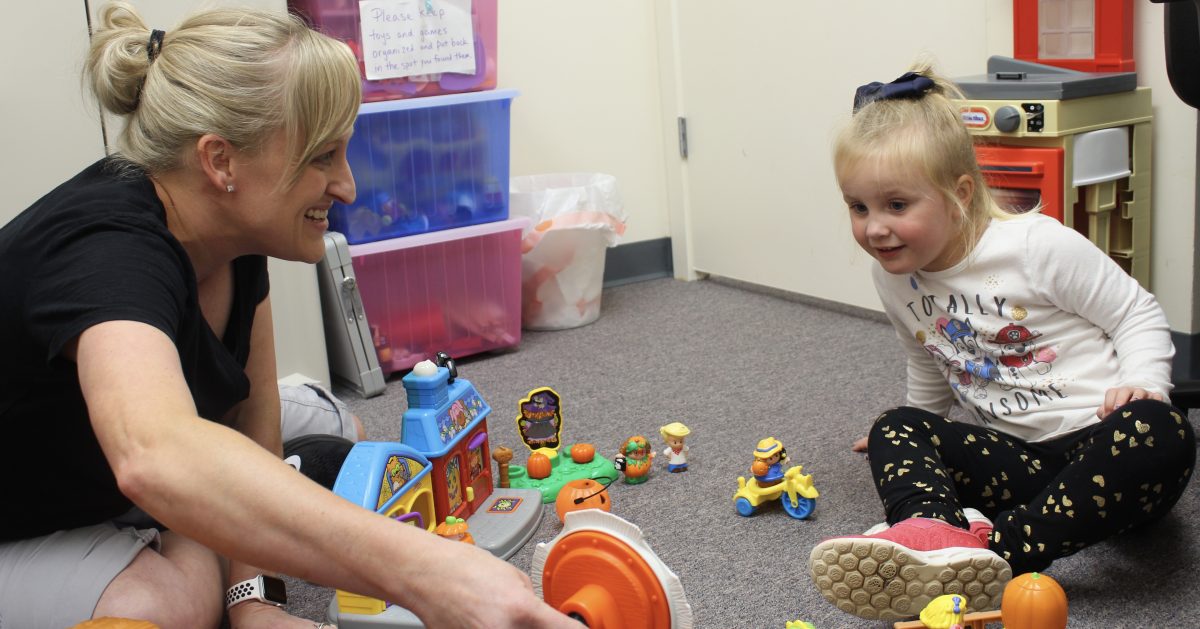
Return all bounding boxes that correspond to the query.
[225,575,287,609]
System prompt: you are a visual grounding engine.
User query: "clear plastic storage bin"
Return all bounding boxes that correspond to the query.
[347,218,527,375]
[331,90,516,245]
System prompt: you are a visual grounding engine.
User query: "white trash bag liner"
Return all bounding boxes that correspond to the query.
[510,173,627,330]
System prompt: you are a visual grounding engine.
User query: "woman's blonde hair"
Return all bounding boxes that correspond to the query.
[833,62,1010,262]
[85,1,362,187]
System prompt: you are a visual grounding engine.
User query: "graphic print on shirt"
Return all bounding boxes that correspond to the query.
[906,276,1067,426]
[987,322,1059,391]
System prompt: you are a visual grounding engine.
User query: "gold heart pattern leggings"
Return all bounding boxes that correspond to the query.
[865,399,1196,574]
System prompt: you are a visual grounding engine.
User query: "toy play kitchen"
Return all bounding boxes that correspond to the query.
[953,56,1152,288]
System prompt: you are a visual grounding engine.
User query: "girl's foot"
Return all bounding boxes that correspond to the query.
[808,517,1010,620]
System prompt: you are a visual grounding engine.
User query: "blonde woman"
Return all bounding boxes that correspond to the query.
[0,4,576,628]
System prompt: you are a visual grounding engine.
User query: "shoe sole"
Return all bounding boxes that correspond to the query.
[809,538,1011,621]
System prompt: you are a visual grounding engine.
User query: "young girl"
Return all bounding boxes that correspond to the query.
[807,65,1196,622]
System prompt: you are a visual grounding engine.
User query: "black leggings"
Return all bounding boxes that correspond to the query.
[866,400,1195,574]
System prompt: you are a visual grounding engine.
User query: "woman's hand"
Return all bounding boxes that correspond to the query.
[852,436,869,452]
[404,536,581,628]
[1098,386,1163,418]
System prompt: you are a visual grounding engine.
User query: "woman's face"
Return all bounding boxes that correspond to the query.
[232,129,355,263]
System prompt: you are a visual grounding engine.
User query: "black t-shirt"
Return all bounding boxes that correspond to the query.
[0,158,269,540]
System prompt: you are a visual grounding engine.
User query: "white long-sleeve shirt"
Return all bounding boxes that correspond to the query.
[872,213,1173,442]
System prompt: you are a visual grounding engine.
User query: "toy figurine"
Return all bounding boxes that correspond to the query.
[919,594,965,629]
[505,387,619,503]
[751,437,786,487]
[613,435,654,484]
[734,437,819,519]
[434,516,475,544]
[659,422,691,472]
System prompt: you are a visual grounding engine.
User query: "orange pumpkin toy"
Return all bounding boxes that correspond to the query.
[527,451,553,479]
[570,442,596,464]
[1001,572,1068,629]
[554,478,612,523]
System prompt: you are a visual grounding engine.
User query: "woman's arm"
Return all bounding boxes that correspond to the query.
[75,319,576,628]
[220,297,306,625]
[227,296,283,454]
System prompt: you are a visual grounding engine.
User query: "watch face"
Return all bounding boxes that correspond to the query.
[262,575,288,605]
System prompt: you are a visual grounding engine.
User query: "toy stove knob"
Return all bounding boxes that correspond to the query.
[994,106,1023,133]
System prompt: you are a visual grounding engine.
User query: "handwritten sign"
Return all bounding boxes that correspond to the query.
[359,0,475,81]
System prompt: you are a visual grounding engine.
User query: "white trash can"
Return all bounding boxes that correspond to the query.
[510,173,627,330]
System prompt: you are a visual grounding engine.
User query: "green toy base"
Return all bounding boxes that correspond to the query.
[506,449,619,503]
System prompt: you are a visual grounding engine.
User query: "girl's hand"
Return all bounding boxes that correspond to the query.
[852,436,869,452]
[1098,386,1163,418]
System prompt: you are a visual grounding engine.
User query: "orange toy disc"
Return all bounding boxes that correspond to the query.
[539,530,672,629]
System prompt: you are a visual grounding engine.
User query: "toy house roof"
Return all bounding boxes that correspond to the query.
[401,367,492,458]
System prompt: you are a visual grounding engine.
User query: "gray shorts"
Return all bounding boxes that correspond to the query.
[0,513,160,628]
[279,383,358,443]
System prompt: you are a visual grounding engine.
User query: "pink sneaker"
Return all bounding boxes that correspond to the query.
[862,508,995,544]
[808,517,1011,621]
[963,507,994,546]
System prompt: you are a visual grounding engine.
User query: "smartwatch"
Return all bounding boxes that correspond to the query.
[225,574,288,609]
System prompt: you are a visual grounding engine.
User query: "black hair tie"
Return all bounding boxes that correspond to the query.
[147,29,165,63]
[852,71,935,112]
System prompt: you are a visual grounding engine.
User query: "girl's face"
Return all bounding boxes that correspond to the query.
[840,165,969,274]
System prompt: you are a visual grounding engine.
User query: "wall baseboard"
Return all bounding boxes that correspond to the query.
[603,237,673,287]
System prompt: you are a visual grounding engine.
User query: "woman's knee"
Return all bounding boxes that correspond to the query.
[94,537,223,628]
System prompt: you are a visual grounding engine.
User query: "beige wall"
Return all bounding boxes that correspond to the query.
[498,1,671,245]
[500,1,1198,332]
[4,3,104,221]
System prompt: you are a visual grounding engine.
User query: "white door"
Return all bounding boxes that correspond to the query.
[660,1,1009,311]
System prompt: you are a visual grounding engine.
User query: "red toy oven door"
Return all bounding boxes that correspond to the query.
[974,144,1065,222]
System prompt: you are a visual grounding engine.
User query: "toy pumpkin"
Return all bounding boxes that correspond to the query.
[570,442,596,464]
[1001,572,1067,629]
[554,478,612,523]
[527,451,553,479]
[434,516,475,545]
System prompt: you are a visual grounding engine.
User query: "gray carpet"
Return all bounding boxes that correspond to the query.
[283,277,1200,628]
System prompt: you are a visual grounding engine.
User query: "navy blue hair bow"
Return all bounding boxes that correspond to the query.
[852,72,935,112]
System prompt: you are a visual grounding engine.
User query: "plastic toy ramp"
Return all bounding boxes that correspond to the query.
[531,510,693,629]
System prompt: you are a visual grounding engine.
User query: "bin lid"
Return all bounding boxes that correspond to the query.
[955,57,1137,101]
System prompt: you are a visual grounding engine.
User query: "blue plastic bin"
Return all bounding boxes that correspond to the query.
[331,89,517,244]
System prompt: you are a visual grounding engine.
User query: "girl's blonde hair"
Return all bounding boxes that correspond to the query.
[833,62,1010,261]
[86,1,362,186]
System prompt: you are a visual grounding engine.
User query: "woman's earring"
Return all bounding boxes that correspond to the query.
[226,184,235,193]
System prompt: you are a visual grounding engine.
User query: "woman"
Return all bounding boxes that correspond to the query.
[0,3,577,628]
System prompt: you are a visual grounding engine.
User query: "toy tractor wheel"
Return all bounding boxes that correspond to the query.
[735,497,756,517]
[782,496,815,520]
